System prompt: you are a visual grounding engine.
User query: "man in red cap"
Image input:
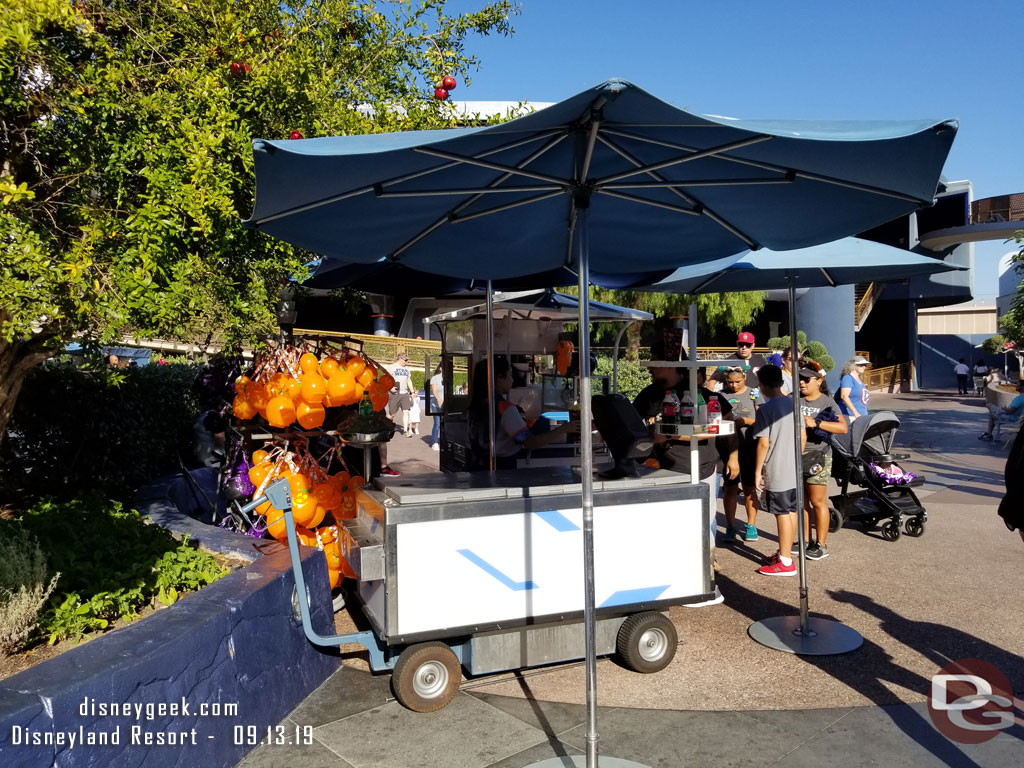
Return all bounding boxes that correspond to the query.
[712,332,765,391]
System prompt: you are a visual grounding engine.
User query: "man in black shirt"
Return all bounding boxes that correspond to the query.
[711,331,766,390]
[633,355,739,553]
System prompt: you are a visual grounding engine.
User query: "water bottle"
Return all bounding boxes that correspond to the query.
[679,392,695,425]
[707,395,722,426]
[661,390,680,424]
[696,391,707,424]
[359,390,373,416]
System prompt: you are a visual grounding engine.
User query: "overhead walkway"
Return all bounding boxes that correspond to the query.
[919,192,1024,250]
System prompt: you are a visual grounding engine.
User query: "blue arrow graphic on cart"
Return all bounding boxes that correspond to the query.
[534,510,580,532]
[599,586,670,608]
[457,549,538,591]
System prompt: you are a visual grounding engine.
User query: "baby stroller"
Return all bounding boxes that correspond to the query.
[829,411,927,541]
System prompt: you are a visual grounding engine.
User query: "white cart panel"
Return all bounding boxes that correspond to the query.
[394,498,704,637]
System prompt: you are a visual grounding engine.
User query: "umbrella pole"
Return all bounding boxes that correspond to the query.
[487,280,496,474]
[577,209,599,768]
[747,276,863,656]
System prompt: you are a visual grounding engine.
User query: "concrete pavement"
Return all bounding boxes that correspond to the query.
[238,390,1023,768]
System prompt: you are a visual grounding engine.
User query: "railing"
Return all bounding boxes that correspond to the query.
[863,361,914,392]
[971,193,1024,225]
[292,329,440,366]
[854,283,880,331]
[856,350,871,362]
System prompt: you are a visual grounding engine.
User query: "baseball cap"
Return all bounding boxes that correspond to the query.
[737,332,755,344]
[851,356,870,366]
[397,353,409,361]
[799,360,825,379]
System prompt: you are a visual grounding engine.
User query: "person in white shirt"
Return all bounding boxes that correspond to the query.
[387,353,414,436]
[953,358,970,395]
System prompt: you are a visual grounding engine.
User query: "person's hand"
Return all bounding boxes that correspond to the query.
[726,456,740,480]
[754,471,763,490]
[803,415,816,428]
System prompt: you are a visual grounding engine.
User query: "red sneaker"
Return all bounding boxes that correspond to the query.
[758,557,796,576]
[380,466,401,477]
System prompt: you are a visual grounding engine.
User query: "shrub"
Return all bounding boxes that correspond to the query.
[0,360,200,500]
[15,496,228,645]
[0,522,60,655]
[595,357,651,402]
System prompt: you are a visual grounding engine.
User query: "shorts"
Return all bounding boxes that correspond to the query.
[722,434,756,488]
[804,452,833,486]
[764,488,798,516]
[388,392,412,412]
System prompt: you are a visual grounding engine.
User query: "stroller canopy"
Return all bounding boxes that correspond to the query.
[831,411,902,458]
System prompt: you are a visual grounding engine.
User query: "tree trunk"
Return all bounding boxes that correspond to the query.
[0,335,53,449]
[626,322,643,361]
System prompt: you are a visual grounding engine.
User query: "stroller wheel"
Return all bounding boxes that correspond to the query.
[904,518,925,537]
[828,506,844,533]
[881,520,901,542]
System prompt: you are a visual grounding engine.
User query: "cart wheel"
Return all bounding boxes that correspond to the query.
[828,507,844,533]
[904,518,925,537]
[332,588,347,613]
[391,642,461,712]
[881,520,901,542]
[616,612,678,674]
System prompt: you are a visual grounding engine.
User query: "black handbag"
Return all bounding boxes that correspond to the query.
[802,448,827,478]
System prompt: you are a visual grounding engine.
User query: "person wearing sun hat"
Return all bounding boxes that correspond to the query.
[838,355,871,422]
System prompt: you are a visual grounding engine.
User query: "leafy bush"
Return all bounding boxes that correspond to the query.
[595,357,652,402]
[15,496,228,645]
[0,361,200,500]
[0,522,60,655]
[766,333,834,372]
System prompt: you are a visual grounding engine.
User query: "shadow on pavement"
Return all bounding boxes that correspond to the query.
[716,574,1022,768]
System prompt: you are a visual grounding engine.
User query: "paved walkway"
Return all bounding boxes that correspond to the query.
[239,391,1023,768]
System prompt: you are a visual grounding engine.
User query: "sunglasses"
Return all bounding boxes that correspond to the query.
[737,342,754,348]
[856,363,868,367]
[799,375,813,382]
[718,365,749,373]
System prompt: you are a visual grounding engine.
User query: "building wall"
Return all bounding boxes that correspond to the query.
[916,333,994,389]
[796,284,855,391]
[917,307,997,335]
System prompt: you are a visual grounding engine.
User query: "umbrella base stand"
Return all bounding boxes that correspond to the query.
[529,757,652,768]
[748,615,863,655]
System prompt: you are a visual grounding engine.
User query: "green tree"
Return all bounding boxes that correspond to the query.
[561,285,764,360]
[1,0,516,442]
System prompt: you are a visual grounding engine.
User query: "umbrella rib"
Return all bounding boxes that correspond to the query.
[414,147,569,186]
[596,189,701,215]
[389,133,569,262]
[449,190,565,224]
[602,178,791,189]
[819,268,837,287]
[251,130,563,226]
[377,185,563,197]
[597,134,760,249]
[602,128,928,204]
[594,135,774,185]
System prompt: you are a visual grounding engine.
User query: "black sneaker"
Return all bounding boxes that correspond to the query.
[806,542,829,560]
[978,433,993,441]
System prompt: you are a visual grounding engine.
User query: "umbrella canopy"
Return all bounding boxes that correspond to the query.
[303,257,667,295]
[422,289,653,325]
[245,79,956,281]
[634,237,966,294]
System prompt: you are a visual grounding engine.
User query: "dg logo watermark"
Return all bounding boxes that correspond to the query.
[928,659,1015,744]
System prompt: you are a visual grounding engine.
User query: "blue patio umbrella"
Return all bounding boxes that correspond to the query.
[244,79,956,768]
[632,237,963,656]
[635,237,965,294]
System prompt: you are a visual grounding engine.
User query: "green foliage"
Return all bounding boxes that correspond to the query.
[766,332,834,372]
[0,0,518,440]
[982,334,1007,355]
[0,521,60,654]
[15,496,228,644]
[595,357,651,402]
[0,360,200,499]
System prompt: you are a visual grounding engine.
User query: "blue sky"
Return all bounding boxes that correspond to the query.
[448,0,1023,300]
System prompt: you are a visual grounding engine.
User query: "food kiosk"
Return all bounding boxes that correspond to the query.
[263,294,724,712]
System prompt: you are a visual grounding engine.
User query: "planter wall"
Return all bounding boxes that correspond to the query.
[0,476,341,768]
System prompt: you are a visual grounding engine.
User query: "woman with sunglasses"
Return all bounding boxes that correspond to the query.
[799,361,848,560]
[838,356,871,422]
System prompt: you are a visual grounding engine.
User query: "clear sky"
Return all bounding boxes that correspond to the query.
[447,0,1023,300]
